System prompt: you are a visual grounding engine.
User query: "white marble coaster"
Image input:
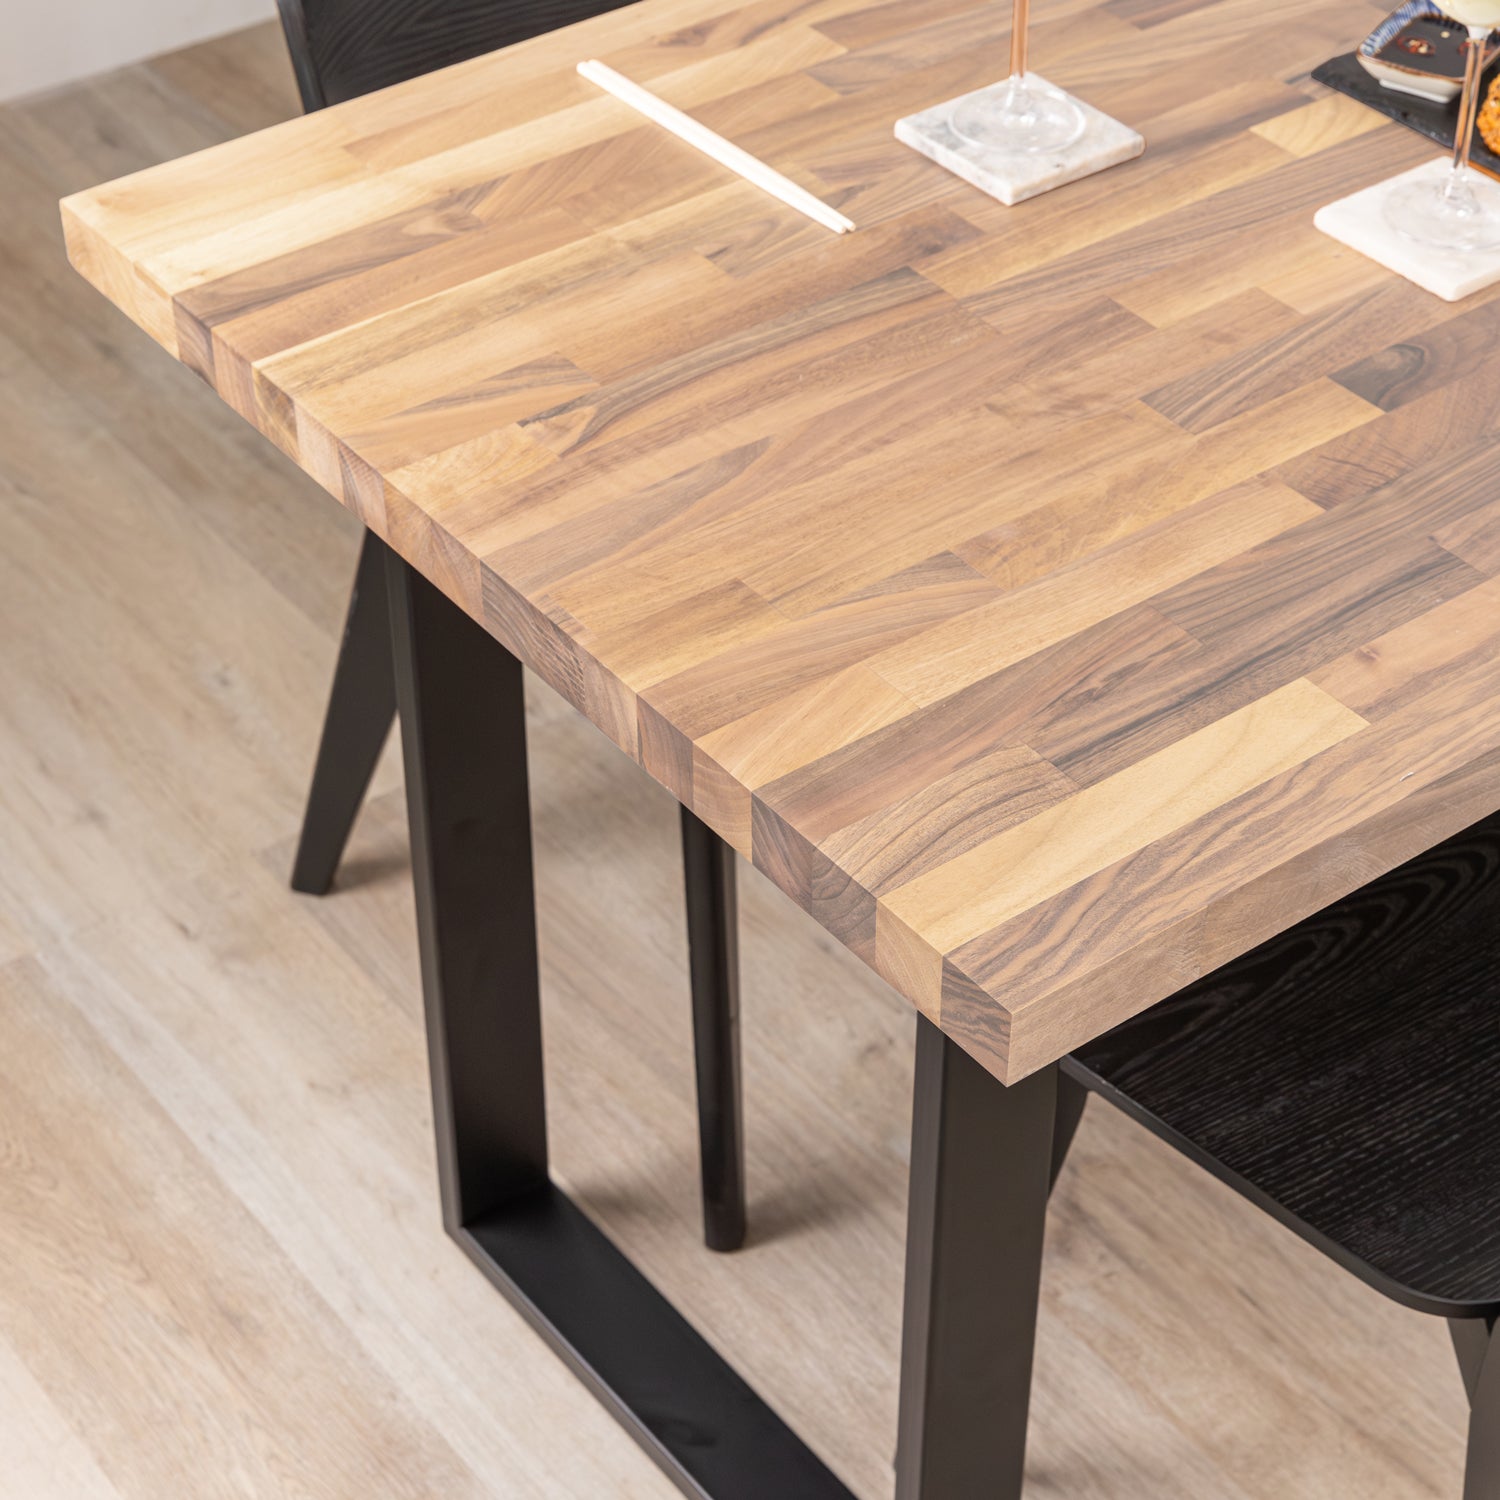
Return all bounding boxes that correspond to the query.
[894,73,1144,206]
[1315,159,1500,302]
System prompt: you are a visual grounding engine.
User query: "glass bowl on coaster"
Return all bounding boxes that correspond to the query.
[895,0,1144,206]
[1317,1,1500,299]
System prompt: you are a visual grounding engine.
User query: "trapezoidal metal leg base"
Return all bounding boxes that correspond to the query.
[384,544,851,1500]
[454,1189,852,1499]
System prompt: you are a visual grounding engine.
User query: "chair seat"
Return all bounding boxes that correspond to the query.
[1068,812,1500,1319]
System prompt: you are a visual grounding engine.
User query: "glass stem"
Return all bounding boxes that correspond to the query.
[1451,25,1488,185]
[1010,0,1030,80]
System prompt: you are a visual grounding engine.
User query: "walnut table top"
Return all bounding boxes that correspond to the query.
[63,0,1500,1081]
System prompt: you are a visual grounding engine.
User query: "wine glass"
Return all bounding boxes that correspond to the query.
[951,0,1085,154]
[1384,1,1500,250]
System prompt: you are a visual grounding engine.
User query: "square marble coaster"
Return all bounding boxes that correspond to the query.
[1315,159,1500,302]
[895,73,1144,206]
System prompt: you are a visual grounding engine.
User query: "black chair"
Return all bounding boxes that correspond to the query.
[277,0,637,110]
[1054,812,1500,1495]
[274,0,745,1253]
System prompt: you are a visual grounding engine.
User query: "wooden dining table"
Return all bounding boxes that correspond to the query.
[61,0,1500,1492]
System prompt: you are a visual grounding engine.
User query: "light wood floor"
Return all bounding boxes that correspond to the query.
[0,24,1475,1499]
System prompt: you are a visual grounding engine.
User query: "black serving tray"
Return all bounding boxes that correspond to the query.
[1313,49,1500,177]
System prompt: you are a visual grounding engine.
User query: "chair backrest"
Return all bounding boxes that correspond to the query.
[275,0,638,112]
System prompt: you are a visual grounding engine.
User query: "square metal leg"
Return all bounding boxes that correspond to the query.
[1050,1070,1089,1194]
[383,547,848,1500]
[897,1017,1056,1500]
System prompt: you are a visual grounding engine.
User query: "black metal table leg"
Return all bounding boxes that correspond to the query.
[680,806,746,1253]
[897,1017,1056,1500]
[383,545,852,1500]
[1464,1318,1499,1500]
[1050,1070,1088,1194]
[290,529,397,894]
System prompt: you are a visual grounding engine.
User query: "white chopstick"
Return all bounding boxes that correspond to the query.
[576,59,855,235]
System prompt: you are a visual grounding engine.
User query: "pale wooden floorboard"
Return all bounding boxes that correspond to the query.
[0,22,1472,1499]
[0,1329,123,1500]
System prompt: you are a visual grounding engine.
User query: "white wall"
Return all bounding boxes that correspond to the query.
[1,0,277,103]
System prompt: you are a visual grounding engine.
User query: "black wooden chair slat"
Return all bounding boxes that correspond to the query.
[1068,812,1500,1317]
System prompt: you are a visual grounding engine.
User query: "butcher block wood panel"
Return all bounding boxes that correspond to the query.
[63,0,1500,1082]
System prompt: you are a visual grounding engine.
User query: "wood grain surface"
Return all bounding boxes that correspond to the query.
[61,0,1500,1082]
[0,31,1481,1496]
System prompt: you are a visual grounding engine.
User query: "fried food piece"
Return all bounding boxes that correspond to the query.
[1479,70,1500,154]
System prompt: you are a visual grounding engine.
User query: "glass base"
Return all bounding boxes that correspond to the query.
[951,76,1086,155]
[1384,164,1500,251]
